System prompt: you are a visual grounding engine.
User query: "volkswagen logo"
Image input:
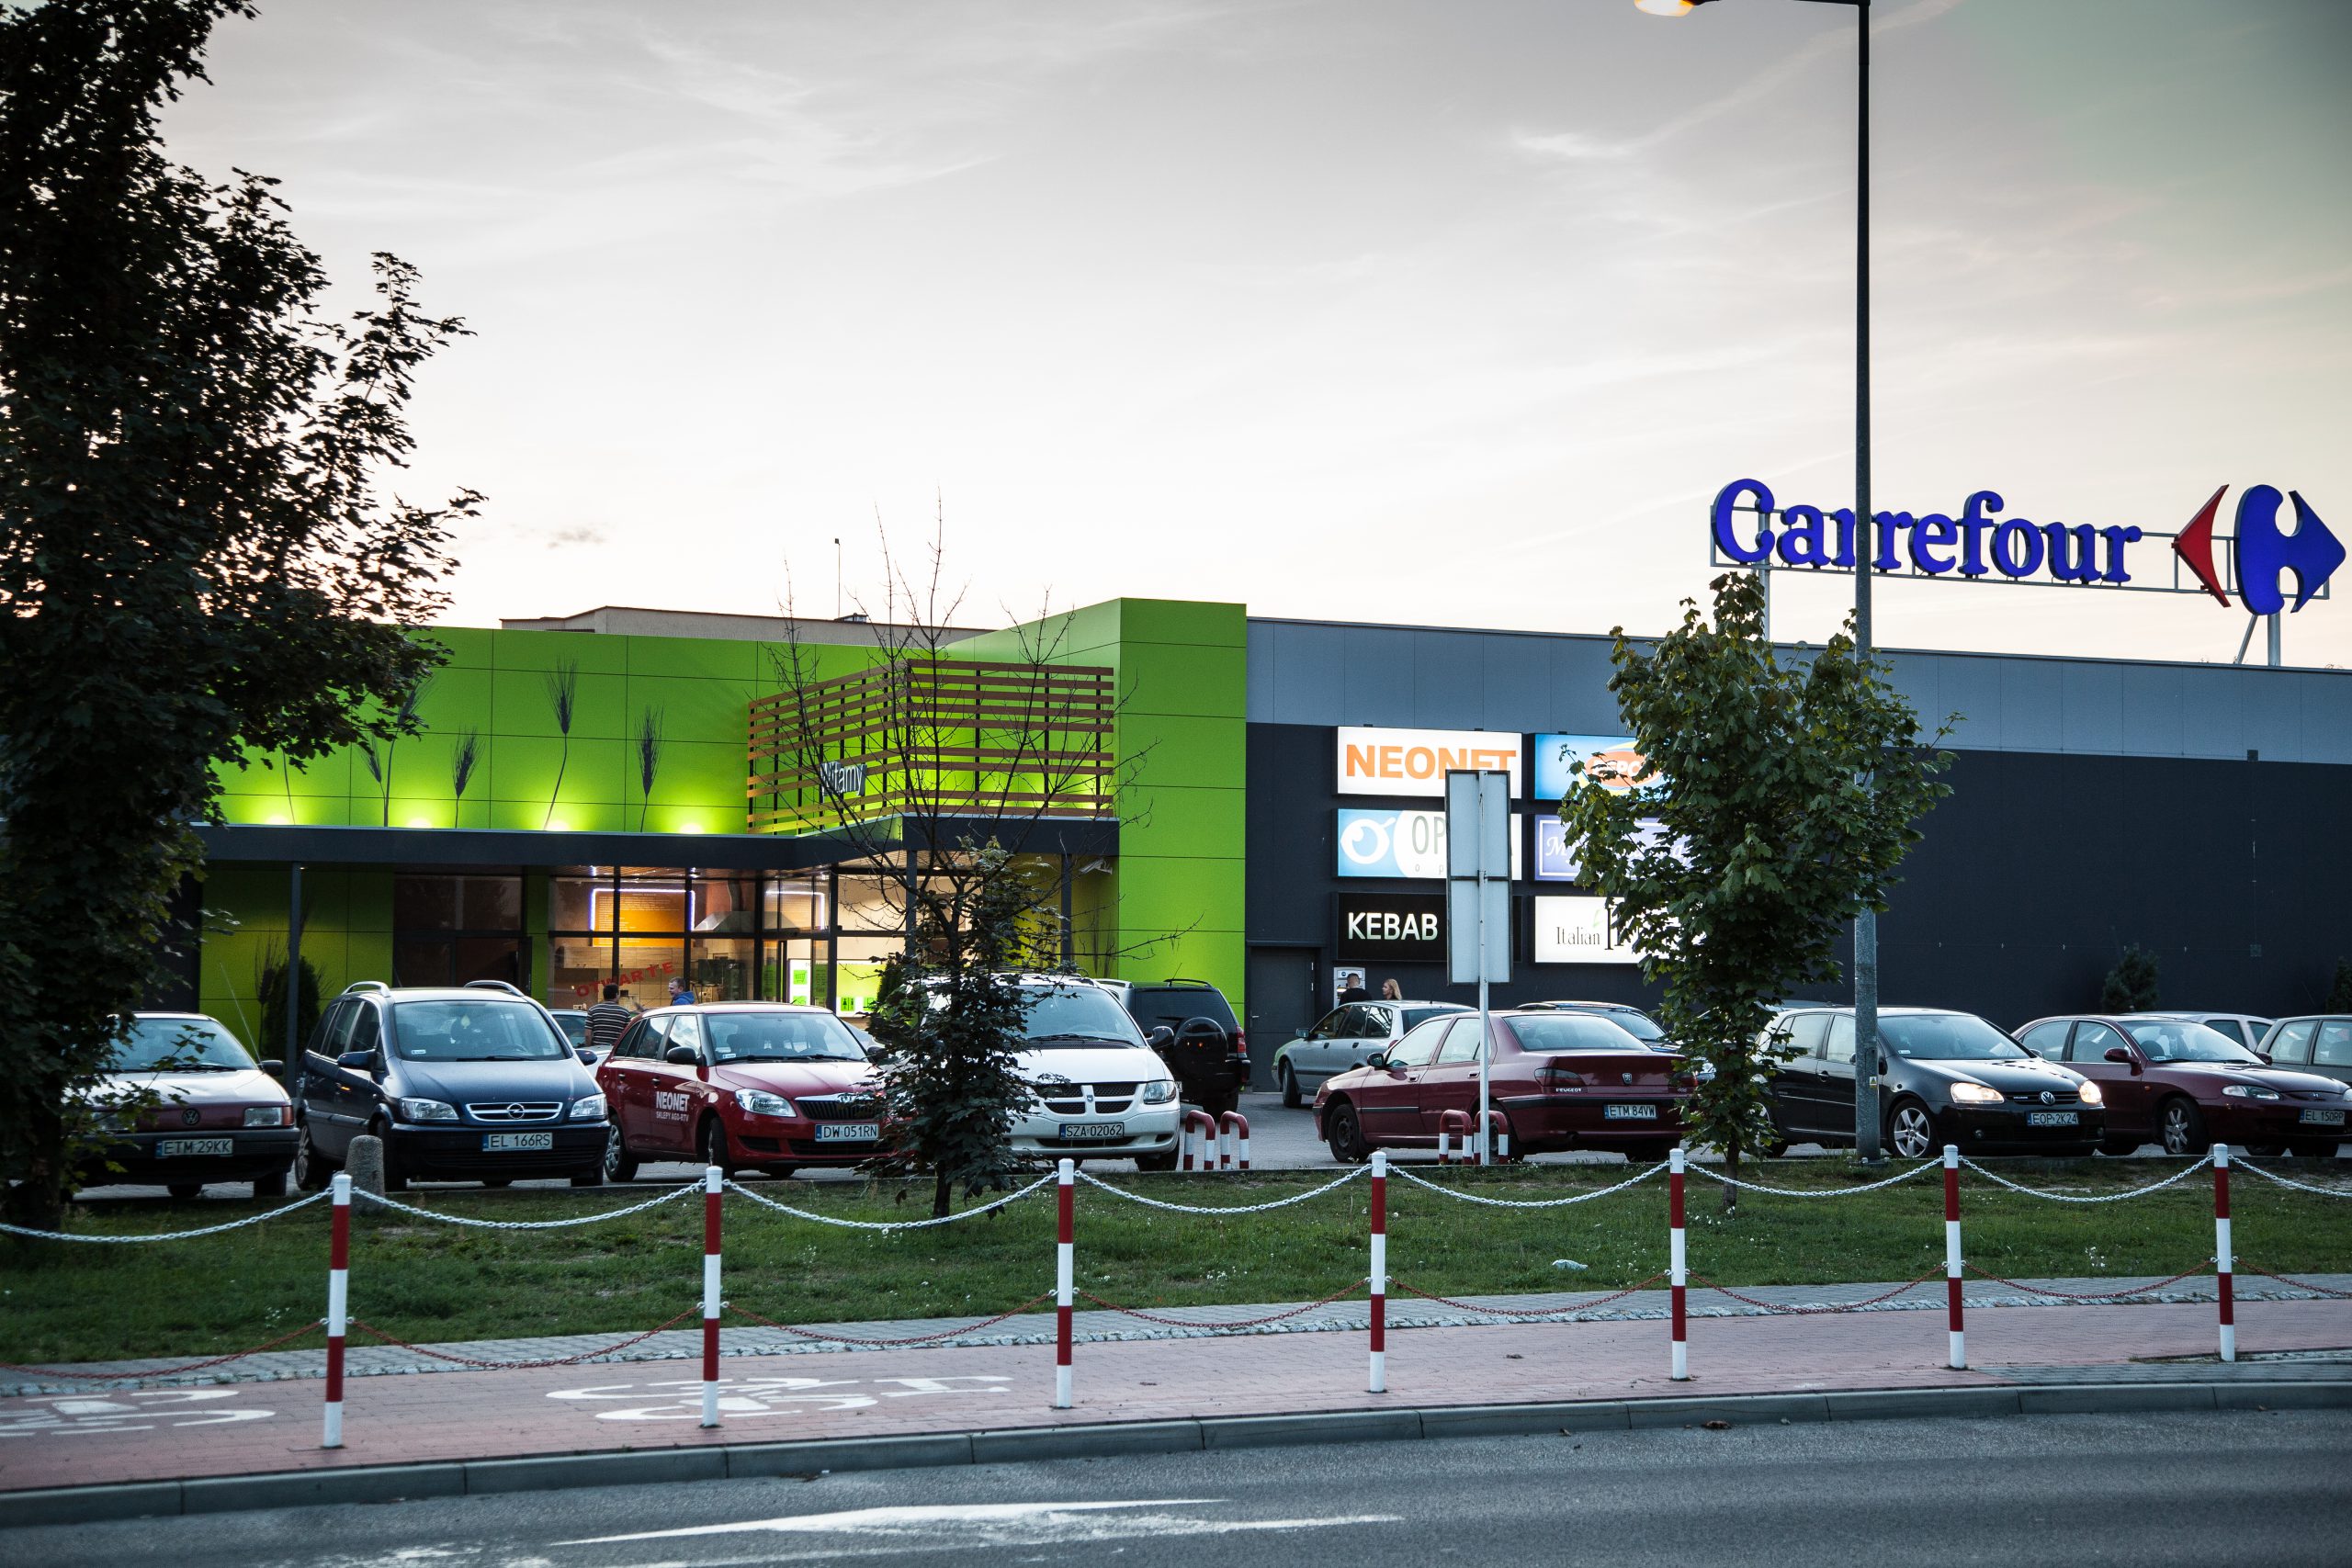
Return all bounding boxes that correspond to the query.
[2039,1089,2055,1105]
[506,1103,526,1119]
[181,1108,201,1127]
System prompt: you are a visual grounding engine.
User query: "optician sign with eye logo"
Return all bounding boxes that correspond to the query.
[1337,808,1524,880]
[1337,728,1524,798]
[1532,895,1643,966]
[1533,817,1679,883]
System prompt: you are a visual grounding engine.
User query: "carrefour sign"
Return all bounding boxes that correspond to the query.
[1337,727,1522,798]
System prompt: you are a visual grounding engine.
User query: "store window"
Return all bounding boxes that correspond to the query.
[392,874,525,989]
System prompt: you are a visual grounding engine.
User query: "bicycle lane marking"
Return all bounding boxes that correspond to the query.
[548,1373,1014,1422]
[0,1389,277,1437]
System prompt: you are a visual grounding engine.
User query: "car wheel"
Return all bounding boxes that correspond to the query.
[1135,1149,1179,1172]
[253,1170,288,1199]
[2243,1142,2287,1157]
[1886,1098,1936,1161]
[1324,1099,1368,1164]
[165,1181,203,1201]
[604,1123,639,1182]
[1280,1065,1303,1110]
[482,1178,514,1189]
[698,1116,735,1178]
[2156,1097,2209,1157]
[293,1122,331,1191]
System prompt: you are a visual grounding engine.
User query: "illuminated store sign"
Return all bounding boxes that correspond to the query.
[1532,896,1641,966]
[1338,808,1523,880]
[1337,727,1523,798]
[1334,892,1447,964]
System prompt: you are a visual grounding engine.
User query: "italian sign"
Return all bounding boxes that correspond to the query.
[1337,728,1523,799]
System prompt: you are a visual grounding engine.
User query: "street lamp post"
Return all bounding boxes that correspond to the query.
[1640,0,1883,1160]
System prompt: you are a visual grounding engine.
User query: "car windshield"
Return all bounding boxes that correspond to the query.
[1879,1013,2027,1061]
[1020,985,1145,1047]
[1507,1014,1650,1053]
[1126,986,1238,1033]
[705,1011,865,1064]
[108,1017,254,1072]
[2126,1021,2263,1065]
[1403,1006,1469,1030]
[390,1000,568,1062]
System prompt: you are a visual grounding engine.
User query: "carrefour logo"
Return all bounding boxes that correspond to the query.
[2174,484,2344,615]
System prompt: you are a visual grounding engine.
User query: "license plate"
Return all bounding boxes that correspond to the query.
[156,1138,233,1157]
[2026,1111,2079,1127]
[1060,1121,1125,1140]
[2300,1109,2346,1127]
[815,1122,879,1142]
[1603,1103,1659,1121]
[483,1132,553,1152]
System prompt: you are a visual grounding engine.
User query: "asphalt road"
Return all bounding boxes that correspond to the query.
[10,1410,2346,1568]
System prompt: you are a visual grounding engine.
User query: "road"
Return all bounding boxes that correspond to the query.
[9,1410,2346,1567]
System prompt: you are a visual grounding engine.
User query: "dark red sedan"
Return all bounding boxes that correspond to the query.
[596,1003,881,1179]
[2015,1013,2352,1157]
[1314,1009,1690,1163]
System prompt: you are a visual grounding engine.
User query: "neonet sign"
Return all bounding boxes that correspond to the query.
[1336,727,1524,799]
[1710,479,2143,585]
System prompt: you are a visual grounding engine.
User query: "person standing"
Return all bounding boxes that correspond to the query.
[583,984,633,1056]
[1337,970,1370,1005]
[1380,978,1403,1001]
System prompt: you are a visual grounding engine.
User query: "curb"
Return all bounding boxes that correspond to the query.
[6,1378,2346,1529]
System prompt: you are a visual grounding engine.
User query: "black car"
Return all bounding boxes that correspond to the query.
[1525,1000,1671,1048]
[1761,1006,2106,1159]
[1120,978,1249,1116]
[294,980,607,1190]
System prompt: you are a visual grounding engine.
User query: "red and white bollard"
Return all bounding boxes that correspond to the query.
[322,1170,350,1448]
[2214,1144,2235,1364]
[1482,1111,1510,1165]
[1218,1111,1251,1170]
[1054,1157,1076,1408]
[1368,1148,1388,1393]
[1180,1110,1218,1171]
[1944,1145,1966,1370]
[1669,1145,1689,1381]
[701,1165,723,1427]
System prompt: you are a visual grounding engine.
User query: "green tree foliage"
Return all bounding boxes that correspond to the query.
[2099,946,2160,1012]
[1560,573,1953,1209]
[865,844,1049,1218]
[0,1,475,1225]
[2324,958,2352,1013]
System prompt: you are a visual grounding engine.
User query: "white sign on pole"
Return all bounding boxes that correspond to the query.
[1445,769,1510,1166]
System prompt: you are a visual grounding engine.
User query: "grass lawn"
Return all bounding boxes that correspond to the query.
[4,1158,2346,1366]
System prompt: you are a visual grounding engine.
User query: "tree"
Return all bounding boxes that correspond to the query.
[1561,572,1953,1210]
[2100,946,2160,1012]
[0,1,475,1225]
[865,845,1053,1217]
[2324,958,2352,1013]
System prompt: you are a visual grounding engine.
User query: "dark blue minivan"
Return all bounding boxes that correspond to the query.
[294,981,608,1190]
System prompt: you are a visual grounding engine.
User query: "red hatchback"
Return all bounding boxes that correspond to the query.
[2015,1013,2352,1158]
[596,1004,881,1179]
[1314,1009,1690,1163]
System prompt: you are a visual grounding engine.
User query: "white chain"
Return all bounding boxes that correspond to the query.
[2231,1156,2352,1198]
[1958,1153,2212,1203]
[0,1188,333,1243]
[725,1171,1057,1231]
[352,1180,701,1228]
[1392,1161,1669,1208]
[1695,1160,1938,1197]
[1075,1166,1368,1214]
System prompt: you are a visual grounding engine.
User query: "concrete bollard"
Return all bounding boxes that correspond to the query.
[345,1134,387,1220]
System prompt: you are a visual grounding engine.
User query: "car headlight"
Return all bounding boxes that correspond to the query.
[2075,1080,2103,1106]
[734,1089,795,1117]
[2221,1085,2279,1100]
[1949,1082,2004,1105]
[1141,1080,1176,1105]
[398,1097,458,1123]
[243,1105,290,1127]
[570,1094,608,1121]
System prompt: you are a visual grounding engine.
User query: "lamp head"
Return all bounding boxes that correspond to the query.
[1634,0,1714,15]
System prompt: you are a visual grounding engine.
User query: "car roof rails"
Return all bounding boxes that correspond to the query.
[343,980,391,995]
[464,979,527,998]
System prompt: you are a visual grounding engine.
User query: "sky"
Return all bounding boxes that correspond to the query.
[155,0,2352,667]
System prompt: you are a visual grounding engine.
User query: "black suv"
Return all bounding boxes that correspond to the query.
[294,980,607,1190]
[1121,978,1249,1116]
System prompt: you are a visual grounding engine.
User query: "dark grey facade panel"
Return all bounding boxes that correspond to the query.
[1245,616,2352,764]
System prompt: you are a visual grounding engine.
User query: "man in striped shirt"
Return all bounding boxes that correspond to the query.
[583,984,634,1057]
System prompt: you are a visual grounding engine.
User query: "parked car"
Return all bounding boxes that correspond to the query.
[597,1002,880,1179]
[2014,1013,2350,1157]
[1761,1006,2105,1160]
[2256,1017,2352,1092]
[294,980,606,1190]
[1314,1009,1692,1164]
[2159,1012,2276,1053]
[548,1008,594,1054]
[83,1013,296,1200]
[1119,978,1249,1117]
[1273,1000,1471,1107]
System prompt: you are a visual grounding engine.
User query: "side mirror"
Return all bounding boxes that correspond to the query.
[664,1043,701,1066]
[335,1049,377,1072]
[2103,1045,2134,1066]
[575,1047,598,1066]
[1367,1052,1390,1071]
[256,1059,286,1082]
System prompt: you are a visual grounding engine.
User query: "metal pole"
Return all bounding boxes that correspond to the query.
[285,863,304,1078]
[1850,0,1883,1164]
[2266,613,2281,669]
[1475,784,1492,1165]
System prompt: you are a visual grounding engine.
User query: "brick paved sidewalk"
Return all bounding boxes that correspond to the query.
[2,1295,2346,1496]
